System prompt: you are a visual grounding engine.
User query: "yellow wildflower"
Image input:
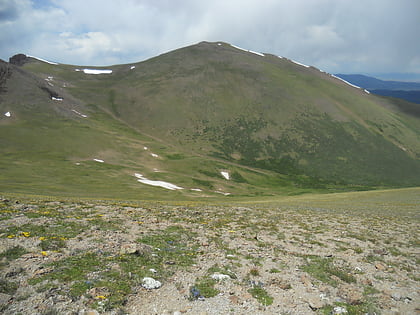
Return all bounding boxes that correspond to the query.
[21,232,30,237]
[95,295,107,300]
[41,251,48,256]
[7,235,15,239]
[39,236,46,241]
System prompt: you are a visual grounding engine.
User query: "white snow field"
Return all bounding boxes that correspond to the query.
[134,173,183,190]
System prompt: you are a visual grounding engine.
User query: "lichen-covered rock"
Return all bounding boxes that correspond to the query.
[142,277,162,289]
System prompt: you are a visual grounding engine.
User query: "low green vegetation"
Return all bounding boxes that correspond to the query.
[320,301,380,315]
[248,285,274,306]
[0,245,27,261]
[190,277,219,299]
[302,256,356,286]
[0,279,19,295]
[138,225,198,268]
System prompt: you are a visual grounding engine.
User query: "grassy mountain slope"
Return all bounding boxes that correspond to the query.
[0,58,308,198]
[1,42,420,198]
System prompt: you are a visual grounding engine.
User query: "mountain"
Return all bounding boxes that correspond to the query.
[334,74,420,91]
[334,73,420,104]
[1,42,420,199]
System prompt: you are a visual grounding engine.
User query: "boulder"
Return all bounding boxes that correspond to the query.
[9,54,28,66]
[142,277,161,289]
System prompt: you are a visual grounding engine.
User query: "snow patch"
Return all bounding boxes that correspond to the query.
[26,55,58,65]
[221,171,230,180]
[130,65,136,70]
[191,188,202,192]
[330,74,362,90]
[93,159,104,163]
[71,109,88,118]
[291,59,310,68]
[215,190,231,196]
[134,173,183,190]
[143,146,148,150]
[364,89,370,94]
[4,111,11,117]
[75,68,112,74]
[51,96,63,101]
[230,44,264,57]
[249,50,264,57]
[151,153,159,158]
[217,43,222,46]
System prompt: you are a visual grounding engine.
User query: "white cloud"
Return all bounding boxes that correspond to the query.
[0,0,418,74]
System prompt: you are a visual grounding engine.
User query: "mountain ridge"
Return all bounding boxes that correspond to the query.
[1,41,419,198]
[334,73,420,105]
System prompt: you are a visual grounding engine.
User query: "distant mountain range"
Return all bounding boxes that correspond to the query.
[1,42,419,199]
[335,74,420,104]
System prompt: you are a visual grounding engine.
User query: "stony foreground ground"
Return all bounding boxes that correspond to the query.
[0,190,419,314]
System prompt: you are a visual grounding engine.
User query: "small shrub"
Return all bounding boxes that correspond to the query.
[302,256,356,286]
[248,286,273,306]
[0,246,27,261]
[191,277,219,299]
[0,279,18,295]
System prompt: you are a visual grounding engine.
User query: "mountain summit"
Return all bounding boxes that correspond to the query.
[1,42,419,198]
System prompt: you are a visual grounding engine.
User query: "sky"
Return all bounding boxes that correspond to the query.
[0,0,419,75]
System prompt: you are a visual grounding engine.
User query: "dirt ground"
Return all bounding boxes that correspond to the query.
[0,190,419,314]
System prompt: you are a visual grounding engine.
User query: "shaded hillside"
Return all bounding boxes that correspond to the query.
[371,90,420,105]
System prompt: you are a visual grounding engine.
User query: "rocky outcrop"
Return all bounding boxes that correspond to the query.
[9,54,28,66]
[0,60,12,95]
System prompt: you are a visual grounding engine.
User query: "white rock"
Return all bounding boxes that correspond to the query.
[4,112,11,117]
[142,277,161,289]
[332,306,348,314]
[211,273,231,281]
